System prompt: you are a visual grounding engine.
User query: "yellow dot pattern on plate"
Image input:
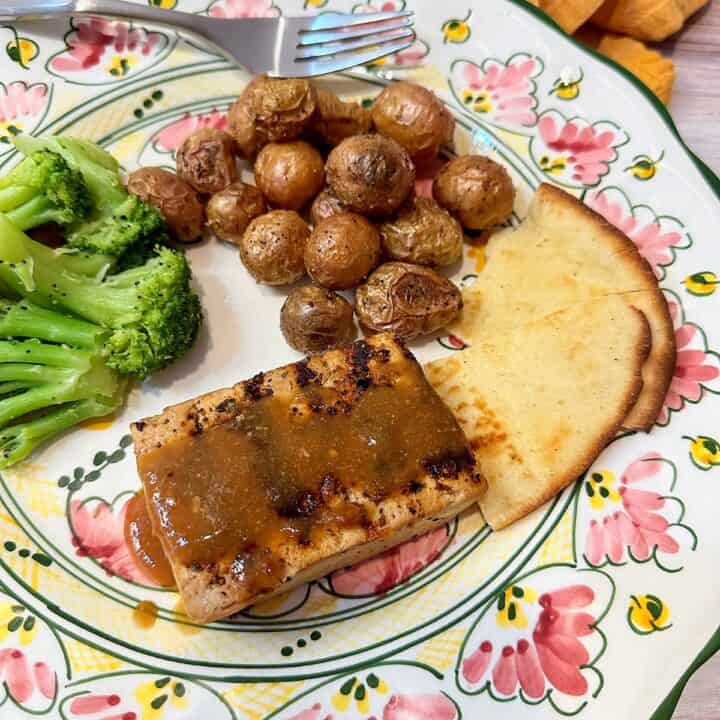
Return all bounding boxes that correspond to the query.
[223,680,304,720]
[64,637,124,674]
[535,509,574,567]
[414,625,466,671]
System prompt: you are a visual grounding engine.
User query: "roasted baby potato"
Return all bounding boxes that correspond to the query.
[371,81,455,164]
[304,212,381,290]
[239,210,310,285]
[311,88,373,147]
[379,197,463,267]
[355,262,462,340]
[207,182,267,245]
[280,284,356,354]
[127,167,204,242]
[310,188,350,226]
[176,128,238,195]
[325,134,415,217]
[228,76,317,159]
[254,141,325,211]
[433,155,515,231]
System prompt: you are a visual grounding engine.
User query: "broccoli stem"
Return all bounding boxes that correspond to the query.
[0,397,120,469]
[0,382,79,426]
[0,185,36,212]
[0,301,105,349]
[0,340,92,368]
[4,196,67,232]
[0,214,138,326]
[0,341,121,426]
[0,213,112,279]
[0,364,78,384]
[0,382,32,396]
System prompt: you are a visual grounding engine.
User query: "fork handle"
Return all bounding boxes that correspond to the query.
[0,0,209,35]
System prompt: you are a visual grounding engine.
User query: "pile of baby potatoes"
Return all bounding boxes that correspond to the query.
[126,76,515,354]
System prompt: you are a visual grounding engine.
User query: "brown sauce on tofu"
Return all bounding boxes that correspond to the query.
[136,353,472,596]
[124,491,175,588]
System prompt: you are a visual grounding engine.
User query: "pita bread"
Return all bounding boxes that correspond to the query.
[427,297,651,529]
[449,184,675,431]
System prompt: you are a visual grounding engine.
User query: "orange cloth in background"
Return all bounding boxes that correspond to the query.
[577,28,677,103]
[591,0,710,41]
[525,0,709,104]
[526,0,607,33]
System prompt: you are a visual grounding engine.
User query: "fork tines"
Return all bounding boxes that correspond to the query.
[295,10,415,65]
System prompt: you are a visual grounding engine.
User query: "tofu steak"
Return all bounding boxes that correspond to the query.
[131,334,484,623]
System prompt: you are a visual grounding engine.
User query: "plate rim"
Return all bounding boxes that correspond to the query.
[0,0,718,713]
[509,2,720,718]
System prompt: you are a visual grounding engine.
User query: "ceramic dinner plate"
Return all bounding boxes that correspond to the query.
[0,1,718,718]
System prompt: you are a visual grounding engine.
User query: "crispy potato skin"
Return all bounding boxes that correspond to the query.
[176,128,238,195]
[356,262,462,340]
[280,284,356,353]
[433,155,515,231]
[311,88,373,147]
[310,188,350,226]
[239,210,310,285]
[304,212,381,290]
[207,182,267,245]
[127,167,204,242]
[372,81,455,163]
[254,141,325,211]
[379,197,464,267]
[228,76,317,159]
[326,134,415,217]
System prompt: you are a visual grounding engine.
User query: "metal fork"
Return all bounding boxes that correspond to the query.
[0,0,416,78]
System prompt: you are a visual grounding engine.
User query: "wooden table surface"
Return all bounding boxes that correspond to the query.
[662,5,720,718]
[662,1,720,175]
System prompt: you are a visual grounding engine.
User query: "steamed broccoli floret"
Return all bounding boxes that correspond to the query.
[0,300,126,468]
[12,135,168,264]
[0,213,201,379]
[0,150,91,231]
[67,194,168,267]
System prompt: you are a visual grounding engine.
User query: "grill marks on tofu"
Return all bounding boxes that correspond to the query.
[131,334,484,623]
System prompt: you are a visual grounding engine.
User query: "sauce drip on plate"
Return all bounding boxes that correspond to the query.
[124,491,175,588]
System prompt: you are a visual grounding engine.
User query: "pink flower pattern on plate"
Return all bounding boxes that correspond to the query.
[0,649,55,706]
[658,296,720,424]
[383,693,457,719]
[462,586,593,697]
[353,2,429,67]
[450,55,542,129]
[0,81,50,150]
[48,18,169,83]
[586,187,690,278]
[575,437,697,571]
[457,566,611,712]
[69,498,158,585]
[330,526,450,596]
[286,693,457,720]
[531,110,627,187]
[209,0,279,18]
[414,155,446,199]
[0,592,65,713]
[153,109,229,154]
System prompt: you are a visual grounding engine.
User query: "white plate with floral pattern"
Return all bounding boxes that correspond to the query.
[0,1,718,719]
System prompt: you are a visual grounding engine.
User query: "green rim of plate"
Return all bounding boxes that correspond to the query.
[510,2,720,718]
